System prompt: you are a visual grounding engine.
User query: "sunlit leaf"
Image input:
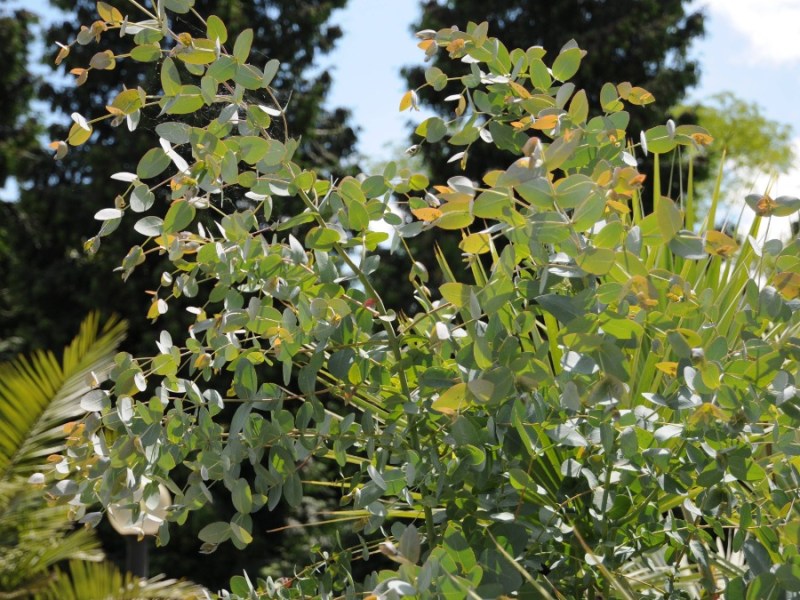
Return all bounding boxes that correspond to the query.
[206,14,228,44]
[431,382,469,415]
[411,207,442,222]
[551,46,582,82]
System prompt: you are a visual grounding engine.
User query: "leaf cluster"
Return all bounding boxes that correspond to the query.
[47,4,800,599]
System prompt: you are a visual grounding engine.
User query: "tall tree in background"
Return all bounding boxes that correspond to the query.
[0,0,356,358]
[0,3,41,358]
[404,0,705,190]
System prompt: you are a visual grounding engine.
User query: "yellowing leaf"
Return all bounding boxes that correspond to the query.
[691,132,713,146]
[773,271,800,300]
[49,140,68,160]
[399,90,414,112]
[459,233,491,254]
[106,88,143,116]
[455,96,466,117]
[55,43,70,66]
[97,1,123,24]
[532,114,560,130]
[688,402,726,428]
[482,170,503,186]
[436,211,474,230]
[509,80,531,99]
[626,86,655,105]
[417,39,435,52]
[411,207,442,222]
[67,122,93,146]
[431,382,469,415]
[705,230,738,257]
[194,353,212,369]
[655,362,678,377]
[70,68,89,86]
[89,50,116,70]
[147,298,161,320]
[445,38,465,56]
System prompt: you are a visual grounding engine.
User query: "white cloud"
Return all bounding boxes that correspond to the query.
[703,0,800,64]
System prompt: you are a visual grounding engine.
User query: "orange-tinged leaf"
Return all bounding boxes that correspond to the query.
[445,38,465,56]
[411,207,442,222]
[691,132,713,146]
[55,43,70,66]
[49,140,68,160]
[70,68,89,86]
[755,194,778,216]
[417,38,435,52]
[655,362,678,377]
[433,185,452,194]
[532,114,560,130]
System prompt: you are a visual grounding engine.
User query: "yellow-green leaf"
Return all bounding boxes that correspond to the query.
[161,58,182,95]
[431,382,469,415]
[130,44,161,62]
[107,88,142,116]
[97,1,123,24]
[551,47,582,82]
[459,233,491,254]
[67,122,93,146]
[233,29,253,63]
[206,15,228,44]
[440,283,470,307]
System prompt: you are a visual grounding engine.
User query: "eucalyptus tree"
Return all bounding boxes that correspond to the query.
[43,3,800,598]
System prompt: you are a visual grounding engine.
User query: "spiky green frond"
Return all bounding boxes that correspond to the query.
[0,313,126,479]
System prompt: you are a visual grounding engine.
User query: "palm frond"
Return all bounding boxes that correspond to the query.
[0,313,126,479]
[32,560,206,600]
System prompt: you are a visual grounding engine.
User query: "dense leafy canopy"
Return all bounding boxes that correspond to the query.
[31,3,800,599]
[0,0,355,360]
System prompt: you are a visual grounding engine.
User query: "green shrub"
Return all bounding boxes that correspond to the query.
[46,3,800,598]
